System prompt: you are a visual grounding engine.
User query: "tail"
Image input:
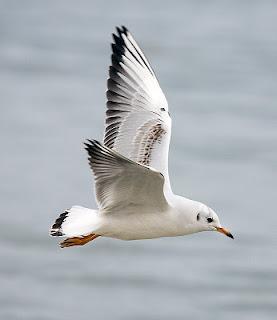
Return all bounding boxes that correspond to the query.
[50,206,100,248]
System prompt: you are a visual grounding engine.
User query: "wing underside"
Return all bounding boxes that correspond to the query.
[104,27,172,196]
[85,140,169,211]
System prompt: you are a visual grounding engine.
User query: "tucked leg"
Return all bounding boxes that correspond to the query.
[60,234,100,248]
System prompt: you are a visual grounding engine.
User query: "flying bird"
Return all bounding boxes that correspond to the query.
[50,26,233,248]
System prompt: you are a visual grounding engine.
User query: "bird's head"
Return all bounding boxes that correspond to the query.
[196,205,234,239]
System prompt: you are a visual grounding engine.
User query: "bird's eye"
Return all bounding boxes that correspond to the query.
[207,217,213,223]
[196,213,200,221]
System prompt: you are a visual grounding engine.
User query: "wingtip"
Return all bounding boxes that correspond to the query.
[115,26,122,36]
[84,138,96,145]
[121,25,129,34]
[112,33,121,44]
[84,139,93,151]
[115,25,129,36]
[84,139,103,152]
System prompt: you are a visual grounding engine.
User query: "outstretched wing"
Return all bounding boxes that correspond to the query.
[85,140,169,211]
[104,26,172,196]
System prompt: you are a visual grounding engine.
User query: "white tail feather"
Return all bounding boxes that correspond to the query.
[50,206,98,238]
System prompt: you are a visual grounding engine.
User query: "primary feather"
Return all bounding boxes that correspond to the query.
[105,26,172,196]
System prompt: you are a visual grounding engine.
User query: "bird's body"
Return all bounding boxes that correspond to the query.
[68,197,202,241]
[50,26,233,248]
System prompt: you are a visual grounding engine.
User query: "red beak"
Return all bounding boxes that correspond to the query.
[216,227,234,239]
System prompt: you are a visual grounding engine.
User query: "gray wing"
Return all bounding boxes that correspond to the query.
[85,139,169,211]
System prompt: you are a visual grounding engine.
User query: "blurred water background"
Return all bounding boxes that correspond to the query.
[1,0,277,319]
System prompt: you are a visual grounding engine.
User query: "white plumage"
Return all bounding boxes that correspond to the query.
[50,26,233,248]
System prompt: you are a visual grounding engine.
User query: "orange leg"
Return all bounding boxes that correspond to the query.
[60,233,100,248]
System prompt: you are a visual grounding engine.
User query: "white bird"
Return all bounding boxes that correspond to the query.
[50,26,233,248]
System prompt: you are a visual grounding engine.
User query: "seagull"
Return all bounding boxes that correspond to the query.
[50,26,233,248]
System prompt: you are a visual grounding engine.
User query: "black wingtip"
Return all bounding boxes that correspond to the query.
[84,139,100,146]
[116,26,122,36]
[112,33,123,46]
[121,25,129,34]
[115,25,129,37]
[84,139,103,155]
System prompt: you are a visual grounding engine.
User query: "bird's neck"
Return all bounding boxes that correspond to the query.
[169,195,204,235]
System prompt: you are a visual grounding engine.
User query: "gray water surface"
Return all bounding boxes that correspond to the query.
[1,1,277,319]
